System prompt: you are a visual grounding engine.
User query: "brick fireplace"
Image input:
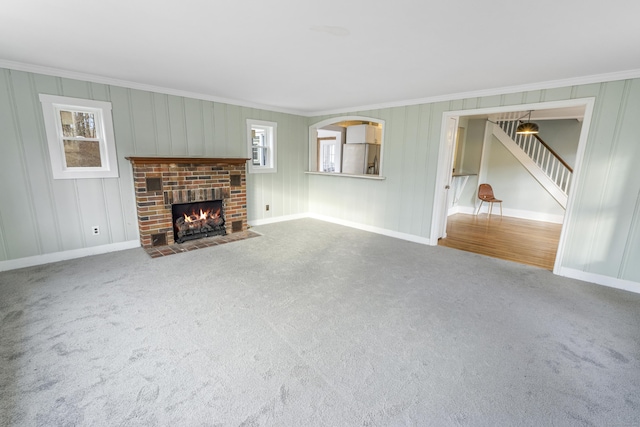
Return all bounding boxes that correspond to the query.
[126,157,249,249]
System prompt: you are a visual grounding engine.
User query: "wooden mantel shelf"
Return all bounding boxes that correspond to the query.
[125,156,249,165]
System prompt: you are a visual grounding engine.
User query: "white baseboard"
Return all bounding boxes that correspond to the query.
[452,206,564,224]
[248,213,310,227]
[0,240,141,272]
[557,267,640,294]
[308,213,432,245]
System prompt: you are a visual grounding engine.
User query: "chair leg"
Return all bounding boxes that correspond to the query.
[499,202,503,216]
[475,200,483,215]
[488,202,493,216]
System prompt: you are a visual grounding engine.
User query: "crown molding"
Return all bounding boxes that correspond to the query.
[2,59,640,118]
[0,59,303,116]
[309,68,640,117]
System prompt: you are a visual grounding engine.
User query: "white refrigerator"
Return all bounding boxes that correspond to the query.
[342,143,380,175]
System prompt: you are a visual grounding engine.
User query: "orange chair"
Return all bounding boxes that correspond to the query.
[475,184,503,216]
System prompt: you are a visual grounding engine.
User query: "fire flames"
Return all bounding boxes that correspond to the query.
[183,209,210,223]
[183,208,220,225]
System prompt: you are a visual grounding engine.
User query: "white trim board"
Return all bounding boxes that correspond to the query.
[558,267,640,295]
[0,240,141,272]
[308,213,432,245]
[450,206,565,224]
[250,212,433,245]
[248,213,310,227]
[2,59,639,117]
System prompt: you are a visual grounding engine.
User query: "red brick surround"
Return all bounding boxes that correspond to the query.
[126,157,249,249]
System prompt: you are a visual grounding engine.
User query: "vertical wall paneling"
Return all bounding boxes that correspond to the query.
[396,105,419,232]
[151,93,171,154]
[462,97,478,110]
[0,66,310,264]
[620,190,640,282]
[590,79,640,278]
[130,90,156,155]
[566,81,626,271]
[501,92,526,107]
[3,63,640,287]
[75,179,109,246]
[543,86,574,103]
[11,71,61,254]
[184,98,205,156]
[523,90,543,104]
[110,86,141,243]
[0,211,7,261]
[202,101,215,157]
[449,99,464,111]
[213,103,228,156]
[412,104,432,236]
[0,70,41,259]
[167,95,187,155]
[478,94,501,109]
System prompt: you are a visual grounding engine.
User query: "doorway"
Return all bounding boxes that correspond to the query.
[431,99,595,273]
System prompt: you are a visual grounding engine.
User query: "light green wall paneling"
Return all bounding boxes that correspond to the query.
[152,93,172,154]
[478,95,501,108]
[0,70,41,259]
[0,67,309,262]
[501,92,526,107]
[584,79,640,278]
[308,77,640,284]
[2,63,640,286]
[562,81,626,271]
[542,86,574,102]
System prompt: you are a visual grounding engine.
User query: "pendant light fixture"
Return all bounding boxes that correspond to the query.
[516,110,539,135]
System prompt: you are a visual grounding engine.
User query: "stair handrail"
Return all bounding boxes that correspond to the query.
[522,121,573,173]
[495,118,574,197]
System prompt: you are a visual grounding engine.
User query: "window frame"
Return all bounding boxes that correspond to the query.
[246,119,277,174]
[39,94,119,179]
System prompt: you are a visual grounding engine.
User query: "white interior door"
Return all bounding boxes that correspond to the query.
[435,116,458,240]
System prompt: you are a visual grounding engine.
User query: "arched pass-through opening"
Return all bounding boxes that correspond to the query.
[307,116,385,179]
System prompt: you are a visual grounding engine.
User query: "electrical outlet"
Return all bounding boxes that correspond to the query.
[91,226,100,235]
[266,204,270,211]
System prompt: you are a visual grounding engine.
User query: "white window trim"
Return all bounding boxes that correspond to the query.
[246,119,277,174]
[39,94,119,179]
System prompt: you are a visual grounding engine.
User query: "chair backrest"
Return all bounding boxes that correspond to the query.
[478,183,494,200]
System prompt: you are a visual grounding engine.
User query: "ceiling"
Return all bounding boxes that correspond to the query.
[2,0,639,116]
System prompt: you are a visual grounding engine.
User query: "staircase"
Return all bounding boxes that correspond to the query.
[491,117,573,209]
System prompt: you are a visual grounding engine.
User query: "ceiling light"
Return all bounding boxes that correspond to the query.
[516,111,539,135]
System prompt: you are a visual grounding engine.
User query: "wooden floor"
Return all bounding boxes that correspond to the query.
[438,213,562,270]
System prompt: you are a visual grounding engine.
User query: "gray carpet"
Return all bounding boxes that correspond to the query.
[1,218,639,426]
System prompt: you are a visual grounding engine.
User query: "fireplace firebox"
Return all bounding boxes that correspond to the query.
[171,200,225,243]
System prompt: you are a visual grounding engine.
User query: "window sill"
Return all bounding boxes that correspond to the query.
[305,171,386,180]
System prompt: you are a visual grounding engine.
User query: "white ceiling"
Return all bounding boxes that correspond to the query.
[2,0,640,116]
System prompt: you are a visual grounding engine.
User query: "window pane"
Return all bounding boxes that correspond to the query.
[252,146,268,166]
[252,129,266,146]
[60,110,96,138]
[63,140,102,167]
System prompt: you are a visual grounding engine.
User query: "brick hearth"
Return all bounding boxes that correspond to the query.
[126,157,249,249]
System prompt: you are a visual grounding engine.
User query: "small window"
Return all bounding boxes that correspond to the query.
[247,119,277,173]
[39,94,118,179]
